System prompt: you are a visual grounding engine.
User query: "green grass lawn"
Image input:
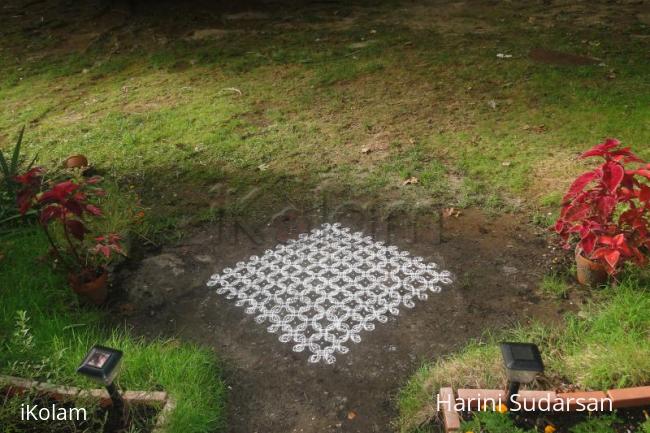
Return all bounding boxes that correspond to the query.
[397,271,650,433]
[0,227,226,433]
[1,1,648,230]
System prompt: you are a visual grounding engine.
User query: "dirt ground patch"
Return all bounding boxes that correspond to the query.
[114,208,569,433]
[528,48,600,66]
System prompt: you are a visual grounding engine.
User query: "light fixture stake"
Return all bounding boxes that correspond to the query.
[77,345,127,428]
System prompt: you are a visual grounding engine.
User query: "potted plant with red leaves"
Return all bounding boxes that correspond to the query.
[555,139,650,286]
[15,168,125,304]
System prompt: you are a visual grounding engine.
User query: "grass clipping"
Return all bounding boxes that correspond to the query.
[397,279,650,433]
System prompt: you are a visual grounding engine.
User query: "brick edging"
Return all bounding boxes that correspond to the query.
[0,375,175,432]
[439,387,461,432]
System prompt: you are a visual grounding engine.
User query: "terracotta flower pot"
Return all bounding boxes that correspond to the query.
[575,247,608,287]
[68,270,108,305]
[64,154,89,170]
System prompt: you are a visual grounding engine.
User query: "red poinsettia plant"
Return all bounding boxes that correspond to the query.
[555,139,650,275]
[15,167,125,282]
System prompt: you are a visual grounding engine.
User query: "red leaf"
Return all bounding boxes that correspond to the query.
[603,162,624,192]
[16,190,35,214]
[620,208,639,225]
[611,146,643,162]
[86,204,103,216]
[39,181,77,204]
[64,199,83,217]
[634,169,650,179]
[598,235,615,246]
[39,205,63,224]
[604,249,621,269]
[580,138,620,159]
[640,185,650,203]
[610,234,632,256]
[111,243,125,255]
[14,167,44,185]
[564,203,590,222]
[592,247,621,270]
[563,171,597,201]
[612,233,626,247]
[65,220,87,241]
[580,233,597,255]
[597,195,617,217]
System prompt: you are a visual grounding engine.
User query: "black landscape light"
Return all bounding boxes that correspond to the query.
[500,342,544,410]
[77,345,126,428]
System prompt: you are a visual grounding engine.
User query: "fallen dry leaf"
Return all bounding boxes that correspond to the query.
[361,147,371,154]
[523,124,547,133]
[118,303,136,316]
[402,176,418,186]
[347,410,357,420]
[443,207,461,218]
[165,338,182,349]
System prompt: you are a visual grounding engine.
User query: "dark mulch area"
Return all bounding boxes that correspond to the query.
[116,208,572,433]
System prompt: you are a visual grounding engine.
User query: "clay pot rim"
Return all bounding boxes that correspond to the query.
[68,269,108,305]
[575,245,609,287]
[68,269,107,290]
[64,154,89,169]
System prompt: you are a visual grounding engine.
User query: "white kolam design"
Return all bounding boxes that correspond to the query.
[207,223,452,364]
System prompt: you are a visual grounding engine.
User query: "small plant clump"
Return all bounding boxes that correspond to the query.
[555,139,650,275]
[15,166,125,284]
[0,127,37,226]
[461,410,646,433]
[540,273,571,299]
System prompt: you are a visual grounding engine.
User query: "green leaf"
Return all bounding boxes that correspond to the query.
[0,150,9,178]
[0,150,11,191]
[10,125,25,173]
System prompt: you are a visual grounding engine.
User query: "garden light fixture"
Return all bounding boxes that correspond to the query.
[77,345,126,428]
[500,342,544,410]
[77,345,123,385]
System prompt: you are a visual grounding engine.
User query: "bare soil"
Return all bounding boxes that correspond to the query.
[528,48,600,66]
[115,208,571,433]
